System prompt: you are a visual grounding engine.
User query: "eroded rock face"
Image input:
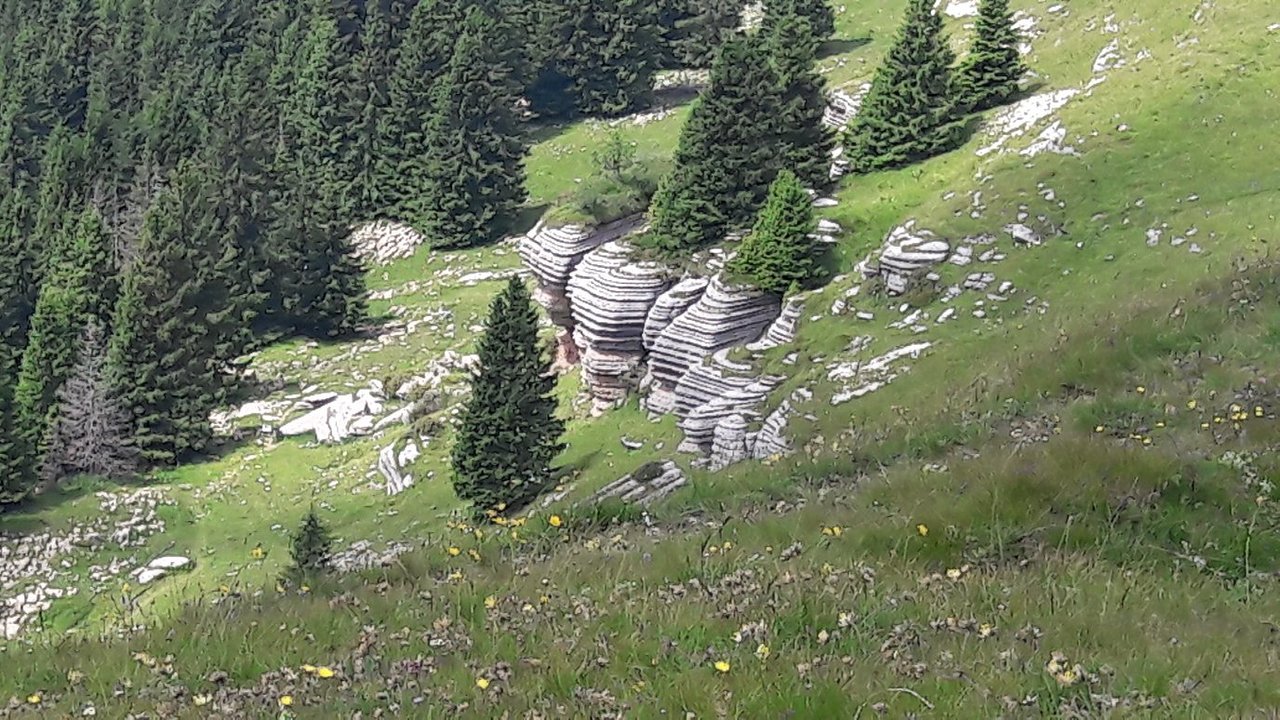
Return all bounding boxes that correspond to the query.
[567,241,673,411]
[590,460,687,506]
[647,275,782,415]
[859,222,950,295]
[519,216,645,326]
[753,387,815,460]
[643,278,710,351]
[823,84,872,129]
[378,439,420,496]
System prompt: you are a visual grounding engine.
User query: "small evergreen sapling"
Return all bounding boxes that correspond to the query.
[287,507,334,580]
[727,170,821,296]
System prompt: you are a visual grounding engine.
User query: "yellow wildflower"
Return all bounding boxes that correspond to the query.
[447,570,464,582]
[756,643,771,660]
[484,595,498,609]
[250,545,265,560]
[193,693,211,706]
[279,695,294,707]
[316,667,335,679]
[301,664,317,673]
[476,677,491,690]
[447,546,461,557]
[1187,399,1197,409]
[916,524,929,537]
[979,624,996,638]
[1136,386,1146,394]
[1056,667,1081,686]
[713,660,731,673]
[1256,406,1265,417]
[946,568,962,580]
[1094,425,1105,433]
[300,585,310,594]
[468,549,482,562]
[26,694,40,705]
[549,515,563,528]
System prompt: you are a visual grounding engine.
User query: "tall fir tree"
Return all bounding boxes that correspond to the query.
[645,35,782,252]
[764,0,835,42]
[39,321,139,487]
[106,167,237,466]
[410,7,527,250]
[726,169,821,295]
[451,277,564,512]
[844,0,965,173]
[954,0,1026,112]
[764,11,835,190]
[0,196,34,503]
[269,0,369,337]
[657,0,744,68]
[533,0,660,118]
[342,0,391,216]
[379,0,458,213]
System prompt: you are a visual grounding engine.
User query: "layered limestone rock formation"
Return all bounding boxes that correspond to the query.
[518,216,644,325]
[823,84,872,129]
[858,222,951,294]
[519,217,647,372]
[646,275,782,416]
[590,461,687,506]
[643,278,709,350]
[566,241,673,411]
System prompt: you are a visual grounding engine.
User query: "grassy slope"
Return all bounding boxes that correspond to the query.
[3,0,1280,715]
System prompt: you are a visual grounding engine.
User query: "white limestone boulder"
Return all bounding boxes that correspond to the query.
[518,216,645,326]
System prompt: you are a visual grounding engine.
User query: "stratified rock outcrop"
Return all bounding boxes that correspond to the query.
[753,388,815,460]
[643,278,709,350]
[566,241,673,411]
[646,275,782,416]
[518,216,644,326]
[590,460,687,506]
[858,222,950,294]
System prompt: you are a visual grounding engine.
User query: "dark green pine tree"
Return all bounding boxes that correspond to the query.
[764,11,836,190]
[645,35,783,252]
[11,204,115,463]
[844,0,965,173]
[269,1,369,337]
[657,0,743,68]
[286,506,334,580]
[342,0,391,216]
[534,0,659,118]
[764,0,835,42]
[954,0,1026,112]
[0,198,34,503]
[726,169,821,295]
[451,277,565,513]
[30,126,90,282]
[379,0,456,214]
[12,269,89,466]
[410,7,527,250]
[106,168,236,466]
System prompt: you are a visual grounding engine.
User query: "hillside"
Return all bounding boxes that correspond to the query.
[2,0,1280,717]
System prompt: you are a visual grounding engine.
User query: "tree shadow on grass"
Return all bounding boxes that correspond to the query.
[0,473,160,536]
[820,37,872,59]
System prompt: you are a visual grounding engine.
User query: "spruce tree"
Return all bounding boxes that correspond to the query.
[764,0,835,42]
[39,321,139,487]
[380,0,457,213]
[12,207,109,466]
[844,0,965,173]
[726,170,821,295]
[451,277,564,513]
[658,0,744,68]
[0,200,34,503]
[410,7,527,250]
[342,0,391,216]
[765,12,836,190]
[106,168,235,466]
[534,0,660,118]
[645,35,782,252]
[286,507,334,580]
[954,0,1026,112]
